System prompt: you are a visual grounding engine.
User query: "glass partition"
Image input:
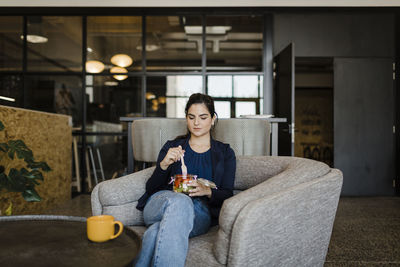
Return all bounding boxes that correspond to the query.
[146,16,202,72]
[27,16,82,72]
[146,76,167,117]
[0,17,23,71]
[206,16,263,72]
[87,16,142,73]
[87,75,142,125]
[0,75,23,107]
[25,75,82,126]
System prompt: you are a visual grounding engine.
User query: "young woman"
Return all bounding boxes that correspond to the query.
[135,93,236,267]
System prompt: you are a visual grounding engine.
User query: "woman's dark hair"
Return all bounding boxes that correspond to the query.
[175,93,218,139]
[184,93,216,118]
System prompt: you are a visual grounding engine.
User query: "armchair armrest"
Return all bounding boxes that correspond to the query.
[91,167,155,226]
[227,169,342,267]
[213,157,331,264]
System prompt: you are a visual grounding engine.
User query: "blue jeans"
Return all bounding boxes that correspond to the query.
[134,190,211,267]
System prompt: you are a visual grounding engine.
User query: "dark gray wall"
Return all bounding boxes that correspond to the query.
[273,13,395,195]
[334,58,394,196]
[274,13,394,57]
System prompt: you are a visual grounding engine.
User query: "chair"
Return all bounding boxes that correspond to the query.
[91,118,343,266]
[130,118,270,165]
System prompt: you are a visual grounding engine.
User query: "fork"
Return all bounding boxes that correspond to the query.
[181,155,187,176]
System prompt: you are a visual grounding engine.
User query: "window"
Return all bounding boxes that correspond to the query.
[208,75,232,97]
[207,74,262,118]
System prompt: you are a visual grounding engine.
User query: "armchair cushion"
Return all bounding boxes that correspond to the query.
[91,167,155,225]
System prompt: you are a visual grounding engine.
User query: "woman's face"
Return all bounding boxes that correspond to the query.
[186,103,216,138]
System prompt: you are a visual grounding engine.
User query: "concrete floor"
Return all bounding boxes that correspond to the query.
[45,195,400,266]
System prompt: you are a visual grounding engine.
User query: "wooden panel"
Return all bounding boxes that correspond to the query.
[0,106,72,214]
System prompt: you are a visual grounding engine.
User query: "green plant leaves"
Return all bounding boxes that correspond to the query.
[0,143,8,152]
[7,140,33,161]
[22,188,41,202]
[27,161,51,172]
[0,171,7,189]
[0,120,50,202]
[6,168,26,192]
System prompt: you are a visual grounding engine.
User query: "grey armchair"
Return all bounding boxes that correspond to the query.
[91,119,343,266]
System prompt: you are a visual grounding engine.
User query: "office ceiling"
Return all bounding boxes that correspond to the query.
[0,15,264,72]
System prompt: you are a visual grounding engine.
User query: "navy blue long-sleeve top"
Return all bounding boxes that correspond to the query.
[136,136,236,225]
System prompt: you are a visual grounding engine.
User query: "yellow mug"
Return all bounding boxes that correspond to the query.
[87,215,124,243]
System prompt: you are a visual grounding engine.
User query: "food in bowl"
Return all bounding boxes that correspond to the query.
[173,174,197,194]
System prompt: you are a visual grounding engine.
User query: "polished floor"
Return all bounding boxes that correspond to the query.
[45,195,400,266]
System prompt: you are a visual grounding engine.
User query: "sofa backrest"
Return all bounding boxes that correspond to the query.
[132,118,271,162]
[234,156,287,191]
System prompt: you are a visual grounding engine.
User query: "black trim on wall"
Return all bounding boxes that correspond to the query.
[0,7,398,16]
[202,14,206,94]
[395,13,400,196]
[22,16,27,108]
[80,16,87,192]
[142,16,147,116]
[263,13,273,114]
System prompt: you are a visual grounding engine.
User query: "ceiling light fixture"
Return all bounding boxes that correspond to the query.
[158,96,166,104]
[146,92,156,100]
[20,34,48,44]
[110,66,128,81]
[111,54,133,68]
[184,26,232,35]
[0,96,15,102]
[85,60,105,73]
[104,81,119,86]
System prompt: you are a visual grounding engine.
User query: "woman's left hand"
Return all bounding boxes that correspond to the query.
[188,180,212,198]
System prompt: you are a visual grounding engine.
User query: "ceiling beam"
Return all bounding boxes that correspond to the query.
[1,0,400,7]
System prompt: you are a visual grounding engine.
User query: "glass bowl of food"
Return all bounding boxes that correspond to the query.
[172,174,197,194]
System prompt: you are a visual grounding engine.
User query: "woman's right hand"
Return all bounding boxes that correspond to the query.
[160,145,185,170]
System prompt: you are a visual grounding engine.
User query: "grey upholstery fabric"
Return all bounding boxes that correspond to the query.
[132,119,187,162]
[214,119,270,156]
[214,156,331,264]
[227,170,342,267]
[91,167,155,226]
[131,118,270,163]
[91,156,343,267]
[185,226,224,267]
[127,225,223,267]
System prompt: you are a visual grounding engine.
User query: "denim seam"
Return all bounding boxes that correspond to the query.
[153,196,170,267]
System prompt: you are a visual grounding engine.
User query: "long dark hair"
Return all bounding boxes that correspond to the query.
[175,93,218,140]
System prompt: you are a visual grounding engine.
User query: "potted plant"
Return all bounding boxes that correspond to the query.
[0,120,51,215]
